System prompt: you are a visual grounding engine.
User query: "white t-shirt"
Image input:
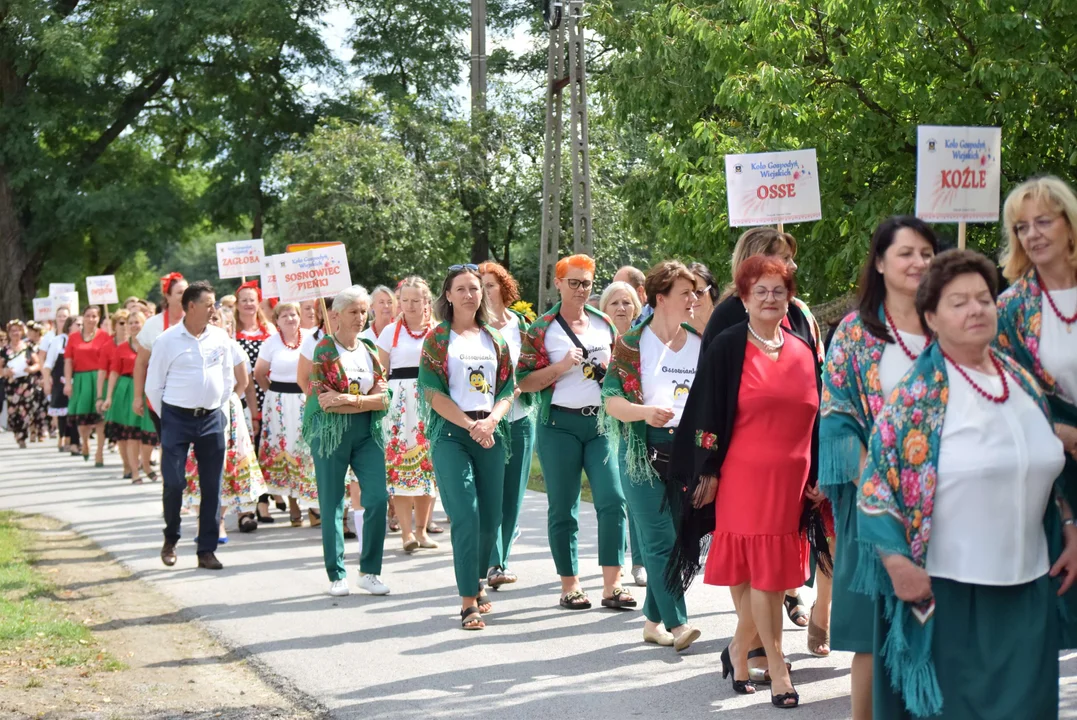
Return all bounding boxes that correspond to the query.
[639,327,701,427]
[299,329,326,361]
[376,320,424,370]
[257,334,303,383]
[1039,286,1077,403]
[546,314,613,408]
[927,363,1066,585]
[878,331,928,400]
[448,330,497,412]
[359,326,379,345]
[337,341,374,395]
[500,315,529,422]
[136,313,170,352]
[232,339,251,375]
[38,330,56,358]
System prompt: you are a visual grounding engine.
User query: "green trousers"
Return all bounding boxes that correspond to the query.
[433,425,506,597]
[490,415,534,570]
[618,441,641,566]
[310,413,387,581]
[623,427,687,629]
[536,407,626,576]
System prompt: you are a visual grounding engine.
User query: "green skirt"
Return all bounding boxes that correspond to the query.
[69,370,100,425]
[106,376,138,427]
[874,574,1058,719]
[830,482,874,653]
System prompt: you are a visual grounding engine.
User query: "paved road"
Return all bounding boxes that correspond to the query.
[2,433,1076,719]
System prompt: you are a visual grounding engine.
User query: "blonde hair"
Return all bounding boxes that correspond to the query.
[398,276,432,305]
[722,227,798,299]
[111,308,130,325]
[273,301,301,320]
[1001,175,1077,281]
[599,281,642,318]
[219,294,237,308]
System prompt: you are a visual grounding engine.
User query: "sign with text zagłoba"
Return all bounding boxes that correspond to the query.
[86,275,119,305]
[915,126,1002,223]
[33,298,54,322]
[260,255,281,299]
[725,150,822,227]
[276,244,351,303]
[49,283,76,297]
[216,239,265,279]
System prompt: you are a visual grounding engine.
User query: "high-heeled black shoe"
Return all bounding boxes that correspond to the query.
[721,646,755,695]
[771,686,799,709]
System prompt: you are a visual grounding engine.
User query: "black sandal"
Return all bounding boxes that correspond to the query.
[783,592,810,627]
[238,514,258,533]
[721,646,756,695]
[460,606,485,630]
[772,688,800,709]
[275,499,287,513]
[559,590,592,610]
[476,591,492,614]
[256,502,275,524]
[747,647,792,684]
[487,567,517,589]
[601,587,638,610]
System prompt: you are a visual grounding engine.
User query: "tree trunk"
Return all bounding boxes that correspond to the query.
[469,206,489,264]
[0,165,31,320]
[251,181,264,239]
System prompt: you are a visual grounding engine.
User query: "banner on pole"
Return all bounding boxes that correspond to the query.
[216,239,265,279]
[725,150,822,227]
[33,298,55,322]
[277,244,351,303]
[49,283,76,297]
[915,126,1002,223]
[260,255,281,299]
[86,275,119,305]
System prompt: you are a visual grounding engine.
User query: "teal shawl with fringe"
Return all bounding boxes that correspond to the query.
[301,334,389,458]
[417,320,516,460]
[855,342,1068,717]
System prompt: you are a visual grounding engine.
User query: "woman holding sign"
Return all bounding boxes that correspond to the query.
[418,264,515,629]
[64,306,111,465]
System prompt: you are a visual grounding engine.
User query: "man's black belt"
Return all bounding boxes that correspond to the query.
[551,404,600,417]
[464,410,491,420]
[388,367,419,380]
[269,381,303,394]
[163,403,217,418]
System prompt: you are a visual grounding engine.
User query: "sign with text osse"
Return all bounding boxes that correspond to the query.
[915,126,1002,223]
[725,150,822,227]
[86,275,119,305]
[276,244,351,303]
[216,239,265,279]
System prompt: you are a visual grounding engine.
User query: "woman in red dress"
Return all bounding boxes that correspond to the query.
[668,255,829,709]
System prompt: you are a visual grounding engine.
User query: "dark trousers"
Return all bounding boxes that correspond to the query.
[160,403,226,554]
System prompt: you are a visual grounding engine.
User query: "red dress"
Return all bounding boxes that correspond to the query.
[703,336,818,592]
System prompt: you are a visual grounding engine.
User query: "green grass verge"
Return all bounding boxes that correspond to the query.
[526,451,593,503]
[0,511,122,671]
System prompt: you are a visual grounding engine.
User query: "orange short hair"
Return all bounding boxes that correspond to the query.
[555,254,596,279]
[478,262,520,305]
[734,256,796,300]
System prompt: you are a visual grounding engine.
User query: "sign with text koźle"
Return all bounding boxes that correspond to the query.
[725,149,822,227]
[277,244,351,303]
[33,298,54,322]
[260,255,281,299]
[915,126,1002,223]
[86,275,119,305]
[216,239,265,280]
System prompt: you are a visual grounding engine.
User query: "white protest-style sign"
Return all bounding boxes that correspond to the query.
[725,149,822,227]
[915,126,1002,223]
[216,238,265,279]
[86,275,119,305]
[277,244,351,303]
[50,291,78,316]
[260,254,281,299]
[33,298,55,322]
[49,283,76,297]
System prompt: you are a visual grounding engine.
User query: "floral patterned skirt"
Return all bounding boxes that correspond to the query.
[183,394,265,515]
[259,388,316,507]
[385,378,435,497]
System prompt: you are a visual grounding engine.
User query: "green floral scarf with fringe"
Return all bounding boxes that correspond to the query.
[600,314,699,485]
[417,321,516,460]
[301,334,389,458]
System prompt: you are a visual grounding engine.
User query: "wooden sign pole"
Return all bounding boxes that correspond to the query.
[777,222,785,234]
[957,222,967,250]
[320,298,331,336]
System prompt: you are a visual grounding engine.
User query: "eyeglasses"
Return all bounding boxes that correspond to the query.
[1013,216,1060,238]
[565,278,594,291]
[692,285,712,299]
[751,287,789,301]
[448,264,480,272]
[116,321,126,325]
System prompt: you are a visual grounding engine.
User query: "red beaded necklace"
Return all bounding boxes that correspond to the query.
[941,348,1010,404]
[1035,270,1077,333]
[400,315,428,340]
[883,304,923,361]
[282,331,301,350]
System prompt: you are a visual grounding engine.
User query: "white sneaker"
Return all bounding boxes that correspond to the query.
[328,579,350,597]
[357,573,390,595]
[632,566,648,587]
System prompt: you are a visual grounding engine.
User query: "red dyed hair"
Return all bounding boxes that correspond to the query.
[478,261,520,305]
[734,256,796,300]
[555,254,596,279]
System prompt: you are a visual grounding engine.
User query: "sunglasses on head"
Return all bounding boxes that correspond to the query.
[448,264,480,273]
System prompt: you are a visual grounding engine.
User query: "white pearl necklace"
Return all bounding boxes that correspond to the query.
[748,322,784,351]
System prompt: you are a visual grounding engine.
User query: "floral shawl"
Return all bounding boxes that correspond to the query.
[517,302,617,423]
[791,296,825,364]
[855,342,1066,717]
[301,335,389,457]
[600,314,700,485]
[417,320,516,458]
[819,310,891,500]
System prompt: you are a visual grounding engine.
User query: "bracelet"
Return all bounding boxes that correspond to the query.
[356,395,365,411]
[1064,518,1076,528]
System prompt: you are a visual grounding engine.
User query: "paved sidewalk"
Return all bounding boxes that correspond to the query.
[2,434,1076,719]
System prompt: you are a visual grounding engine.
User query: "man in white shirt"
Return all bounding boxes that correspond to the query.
[146,281,243,570]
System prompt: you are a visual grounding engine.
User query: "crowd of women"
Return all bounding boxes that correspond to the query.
[4,172,1077,717]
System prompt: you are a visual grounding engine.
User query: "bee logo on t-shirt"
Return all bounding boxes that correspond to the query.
[672,379,691,399]
[348,380,361,395]
[468,366,490,394]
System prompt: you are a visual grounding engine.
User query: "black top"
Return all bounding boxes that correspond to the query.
[700,294,816,355]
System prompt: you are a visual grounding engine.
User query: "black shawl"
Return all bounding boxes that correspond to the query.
[665,319,832,595]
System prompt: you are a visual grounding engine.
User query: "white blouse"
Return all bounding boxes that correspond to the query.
[375,321,425,370]
[927,362,1066,586]
[878,331,928,400]
[1039,286,1077,403]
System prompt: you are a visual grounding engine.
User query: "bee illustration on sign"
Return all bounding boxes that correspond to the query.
[672,379,691,399]
[468,366,490,394]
